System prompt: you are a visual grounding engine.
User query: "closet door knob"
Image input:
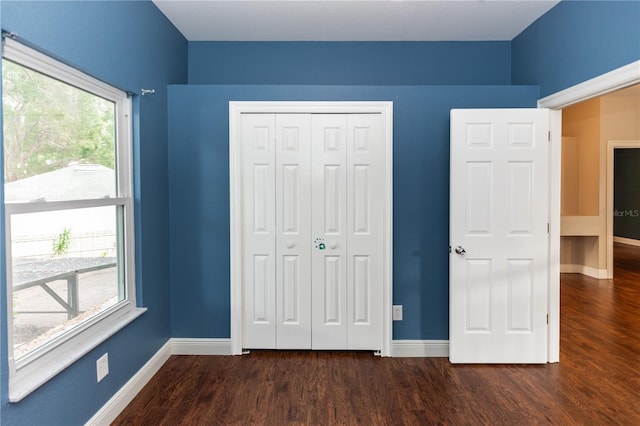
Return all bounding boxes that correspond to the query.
[286,241,295,249]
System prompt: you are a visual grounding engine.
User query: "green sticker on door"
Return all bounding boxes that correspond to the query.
[314,238,326,250]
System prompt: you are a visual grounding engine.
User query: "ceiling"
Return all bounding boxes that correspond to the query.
[152,0,561,42]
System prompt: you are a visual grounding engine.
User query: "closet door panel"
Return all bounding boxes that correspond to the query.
[311,114,348,349]
[275,114,312,349]
[242,114,277,349]
[346,114,383,350]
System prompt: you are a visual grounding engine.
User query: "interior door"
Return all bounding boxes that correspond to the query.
[449,108,549,363]
[310,114,384,350]
[242,113,314,349]
[242,112,383,351]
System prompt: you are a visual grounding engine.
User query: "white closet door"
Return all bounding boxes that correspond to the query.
[311,115,349,349]
[346,114,383,350]
[242,114,277,348]
[275,114,312,349]
[242,112,384,351]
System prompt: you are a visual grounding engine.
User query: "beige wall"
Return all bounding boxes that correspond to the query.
[601,91,640,142]
[561,136,579,215]
[562,98,600,216]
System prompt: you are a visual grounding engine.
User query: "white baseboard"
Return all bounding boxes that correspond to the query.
[172,338,232,355]
[391,340,449,357]
[560,264,609,279]
[86,340,172,426]
[613,236,640,247]
[85,338,230,425]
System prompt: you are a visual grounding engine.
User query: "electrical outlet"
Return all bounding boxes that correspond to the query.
[392,305,403,321]
[96,353,109,382]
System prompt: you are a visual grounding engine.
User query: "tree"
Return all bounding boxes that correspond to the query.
[2,59,115,183]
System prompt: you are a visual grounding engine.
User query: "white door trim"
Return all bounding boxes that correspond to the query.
[229,101,394,356]
[539,59,640,363]
[606,140,640,278]
[538,61,640,110]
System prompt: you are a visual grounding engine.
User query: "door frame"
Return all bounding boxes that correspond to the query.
[539,60,640,363]
[229,101,394,356]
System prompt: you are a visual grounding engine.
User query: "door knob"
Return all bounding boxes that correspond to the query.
[329,242,337,249]
[454,246,466,255]
[286,241,295,249]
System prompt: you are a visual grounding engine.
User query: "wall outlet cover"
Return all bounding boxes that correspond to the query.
[96,353,109,382]
[392,305,403,321]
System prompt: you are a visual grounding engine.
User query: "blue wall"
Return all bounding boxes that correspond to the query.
[167,84,540,340]
[175,39,526,341]
[0,1,187,424]
[512,0,640,98]
[171,40,523,340]
[188,41,512,85]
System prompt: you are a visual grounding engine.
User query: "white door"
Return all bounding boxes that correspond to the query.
[242,113,313,349]
[311,114,383,350]
[449,109,549,363]
[242,113,383,351]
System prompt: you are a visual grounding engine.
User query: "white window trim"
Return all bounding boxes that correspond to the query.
[3,37,145,402]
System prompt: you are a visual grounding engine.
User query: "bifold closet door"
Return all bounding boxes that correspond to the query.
[242,114,277,349]
[311,114,383,350]
[242,113,382,351]
[275,115,312,349]
[242,114,313,349]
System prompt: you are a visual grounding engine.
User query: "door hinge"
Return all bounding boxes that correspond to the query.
[546,314,549,324]
[548,131,551,142]
[547,223,550,234]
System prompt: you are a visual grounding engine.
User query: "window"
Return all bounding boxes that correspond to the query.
[2,38,144,402]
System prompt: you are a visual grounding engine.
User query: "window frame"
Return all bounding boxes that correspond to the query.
[2,38,145,402]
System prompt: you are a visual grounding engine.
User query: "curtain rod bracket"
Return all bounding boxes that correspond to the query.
[141,89,156,96]
[2,31,19,40]
[2,31,19,52]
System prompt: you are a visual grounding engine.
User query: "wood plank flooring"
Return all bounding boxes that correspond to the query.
[113,243,640,425]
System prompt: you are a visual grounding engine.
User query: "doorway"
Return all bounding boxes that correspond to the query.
[229,102,393,356]
[540,61,640,362]
[557,83,640,279]
[539,60,640,362]
[607,139,640,276]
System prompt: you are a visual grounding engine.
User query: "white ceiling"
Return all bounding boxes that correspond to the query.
[152,0,561,42]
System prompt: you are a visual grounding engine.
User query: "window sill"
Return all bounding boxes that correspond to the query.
[9,306,147,403]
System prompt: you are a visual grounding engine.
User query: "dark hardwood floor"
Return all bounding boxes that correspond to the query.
[114,243,640,425]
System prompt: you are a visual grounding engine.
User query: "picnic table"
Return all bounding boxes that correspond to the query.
[13,257,117,319]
